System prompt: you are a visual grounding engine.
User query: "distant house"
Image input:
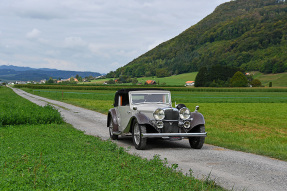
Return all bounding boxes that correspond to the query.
[145,80,157,85]
[16,81,26,84]
[185,81,195,86]
[40,79,46,84]
[57,78,79,83]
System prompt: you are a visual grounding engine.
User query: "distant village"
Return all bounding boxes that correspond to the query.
[4,75,105,86]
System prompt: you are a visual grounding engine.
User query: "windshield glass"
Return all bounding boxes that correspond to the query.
[131,93,170,105]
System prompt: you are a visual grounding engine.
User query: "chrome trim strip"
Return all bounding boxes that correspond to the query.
[141,132,207,138]
[162,120,178,122]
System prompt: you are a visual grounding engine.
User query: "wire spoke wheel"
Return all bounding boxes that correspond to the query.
[132,121,147,150]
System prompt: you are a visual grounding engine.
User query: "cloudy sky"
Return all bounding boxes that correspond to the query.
[0,0,230,74]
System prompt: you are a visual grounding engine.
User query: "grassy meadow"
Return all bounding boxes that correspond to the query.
[0,87,223,190]
[21,86,287,161]
[254,72,287,87]
[87,72,198,86]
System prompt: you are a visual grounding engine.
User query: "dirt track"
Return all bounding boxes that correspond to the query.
[12,88,287,191]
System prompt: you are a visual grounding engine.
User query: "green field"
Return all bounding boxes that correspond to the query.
[0,87,223,190]
[87,72,198,86]
[21,86,287,161]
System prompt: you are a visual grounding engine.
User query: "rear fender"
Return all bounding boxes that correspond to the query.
[107,108,119,132]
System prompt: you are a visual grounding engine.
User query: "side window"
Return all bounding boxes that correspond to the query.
[118,95,129,106]
[122,94,129,106]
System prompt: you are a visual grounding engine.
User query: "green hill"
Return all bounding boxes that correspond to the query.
[254,71,287,87]
[108,0,287,78]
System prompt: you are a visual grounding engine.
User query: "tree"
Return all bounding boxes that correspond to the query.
[70,77,75,83]
[75,74,83,82]
[47,77,54,84]
[250,79,262,87]
[194,67,209,87]
[156,68,169,78]
[132,78,138,85]
[230,71,248,87]
[107,79,115,84]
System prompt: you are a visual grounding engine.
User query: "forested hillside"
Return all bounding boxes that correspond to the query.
[107,0,287,78]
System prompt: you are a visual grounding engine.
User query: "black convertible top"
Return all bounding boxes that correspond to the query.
[114,88,167,107]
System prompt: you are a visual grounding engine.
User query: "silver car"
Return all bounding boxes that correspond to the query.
[107,89,207,150]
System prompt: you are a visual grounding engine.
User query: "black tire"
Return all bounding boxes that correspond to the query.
[132,121,147,150]
[109,118,118,140]
[189,125,205,149]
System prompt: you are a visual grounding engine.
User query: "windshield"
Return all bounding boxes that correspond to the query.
[131,93,170,105]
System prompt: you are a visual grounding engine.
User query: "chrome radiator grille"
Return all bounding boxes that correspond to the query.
[164,108,179,120]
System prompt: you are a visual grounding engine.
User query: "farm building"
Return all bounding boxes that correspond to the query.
[145,80,157,85]
[185,81,195,86]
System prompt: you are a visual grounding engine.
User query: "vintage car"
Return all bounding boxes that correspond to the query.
[107,89,207,150]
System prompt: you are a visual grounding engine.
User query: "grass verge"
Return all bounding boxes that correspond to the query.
[0,124,222,190]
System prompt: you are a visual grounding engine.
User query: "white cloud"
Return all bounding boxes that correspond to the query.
[64,37,87,48]
[0,0,231,73]
[26,28,41,39]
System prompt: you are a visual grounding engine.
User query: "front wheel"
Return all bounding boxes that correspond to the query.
[109,118,118,140]
[132,121,147,150]
[189,125,205,149]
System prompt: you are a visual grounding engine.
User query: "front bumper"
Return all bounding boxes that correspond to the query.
[141,132,207,138]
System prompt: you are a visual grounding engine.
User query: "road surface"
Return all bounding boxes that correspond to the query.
[12,88,287,191]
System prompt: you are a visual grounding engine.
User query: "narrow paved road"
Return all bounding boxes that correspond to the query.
[12,88,287,191]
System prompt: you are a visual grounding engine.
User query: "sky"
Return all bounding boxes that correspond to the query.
[0,0,230,74]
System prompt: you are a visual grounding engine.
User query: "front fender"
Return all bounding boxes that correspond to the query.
[135,112,151,124]
[124,112,152,134]
[190,112,205,129]
[107,108,119,132]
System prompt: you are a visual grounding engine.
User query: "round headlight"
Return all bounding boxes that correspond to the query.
[153,109,165,120]
[156,121,164,128]
[183,121,191,128]
[179,108,191,120]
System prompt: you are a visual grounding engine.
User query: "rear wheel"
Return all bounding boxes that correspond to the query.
[189,125,205,149]
[109,118,118,140]
[132,121,147,150]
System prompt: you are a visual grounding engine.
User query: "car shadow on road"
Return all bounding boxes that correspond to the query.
[114,136,209,150]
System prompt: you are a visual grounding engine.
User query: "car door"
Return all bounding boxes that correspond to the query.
[117,106,132,131]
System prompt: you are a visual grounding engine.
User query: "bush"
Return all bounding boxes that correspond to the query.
[251,79,262,87]
[230,71,248,87]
